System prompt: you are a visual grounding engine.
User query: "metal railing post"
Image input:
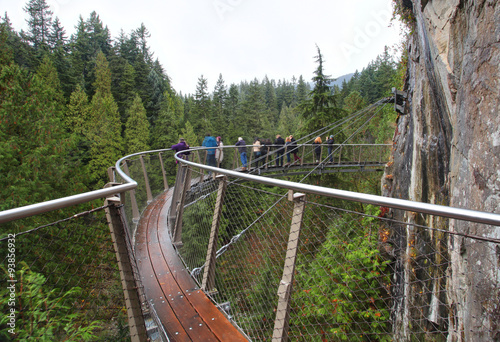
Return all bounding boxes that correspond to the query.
[272,191,306,342]
[122,160,140,222]
[139,155,153,203]
[168,163,184,231]
[158,152,169,191]
[201,175,227,292]
[173,164,192,245]
[300,145,305,166]
[265,147,270,169]
[104,196,147,342]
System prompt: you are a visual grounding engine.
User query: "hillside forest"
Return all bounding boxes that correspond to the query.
[0,0,406,340]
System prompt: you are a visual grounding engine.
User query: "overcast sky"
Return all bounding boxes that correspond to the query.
[2,0,403,94]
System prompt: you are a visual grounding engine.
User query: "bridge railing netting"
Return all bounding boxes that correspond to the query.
[0,205,128,341]
[171,146,500,341]
[2,145,499,341]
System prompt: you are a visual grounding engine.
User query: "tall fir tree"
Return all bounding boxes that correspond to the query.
[299,45,343,133]
[192,75,211,134]
[0,62,75,210]
[22,0,53,54]
[124,94,150,154]
[86,52,123,187]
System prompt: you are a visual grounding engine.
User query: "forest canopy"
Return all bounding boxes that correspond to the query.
[1,0,403,202]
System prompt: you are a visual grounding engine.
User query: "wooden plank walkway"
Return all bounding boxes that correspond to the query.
[135,189,248,341]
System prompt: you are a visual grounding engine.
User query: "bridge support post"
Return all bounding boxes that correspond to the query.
[139,155,153,203]
[158,152,169,191]
[173,164,192,244]
[272,191,306,342]
[122,160,140,222]
[202,175,227,292]
[104,196,147,342]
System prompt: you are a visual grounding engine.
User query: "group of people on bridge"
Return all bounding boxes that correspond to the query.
[171,133,336,173]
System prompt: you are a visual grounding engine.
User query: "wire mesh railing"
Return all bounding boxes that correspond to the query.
[0,205,129,341]
[2,143,499,341]
[170,146,500,341]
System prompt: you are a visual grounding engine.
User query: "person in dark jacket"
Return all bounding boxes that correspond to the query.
[313,136,322,163]
[235,137,247,170]
[274,134,285,167]
[171,138,190,163]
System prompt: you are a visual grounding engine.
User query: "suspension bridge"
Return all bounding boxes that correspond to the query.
[1,98,499,341]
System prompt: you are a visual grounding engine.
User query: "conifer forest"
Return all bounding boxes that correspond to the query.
[0,0,407,340]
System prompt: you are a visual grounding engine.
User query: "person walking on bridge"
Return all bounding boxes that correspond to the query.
[253,138,261,169]
[216,136,224,167]
[290,135,301,164]
[313,136,322,163]
[202,133,218,177]
[171,138,190,163]
[235,137,248,171]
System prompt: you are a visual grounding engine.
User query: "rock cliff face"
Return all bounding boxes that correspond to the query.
[382,0,499,340]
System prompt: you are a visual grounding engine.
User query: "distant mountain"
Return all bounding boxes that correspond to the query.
[309,72,355,90]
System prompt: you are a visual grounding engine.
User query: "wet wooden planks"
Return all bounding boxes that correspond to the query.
[135,190,247,342]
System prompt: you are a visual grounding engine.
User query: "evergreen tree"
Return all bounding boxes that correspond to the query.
[0,63,74,209]
[343,90,366,114]
[239,78,270,139]
[124,94,150,154]
[263,76,278,123]
[151,91,183,149]
[180,121,198,147]
[192,75,211,134]
[0,22,14,66]
[66,85,92,167]
[86,52,123,187]
[134,23,153,64]
[299,45,342,133]
[145,68,164,126]
[212,73,227,136]
[22,0,53,53]
[295,75,308,105]
[47,17,72,98]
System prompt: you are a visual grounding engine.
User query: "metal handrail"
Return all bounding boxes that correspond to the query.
[3,144,499,228]
[175,146,500,227]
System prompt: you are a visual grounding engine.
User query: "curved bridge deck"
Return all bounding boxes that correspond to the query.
[135,189,247,341]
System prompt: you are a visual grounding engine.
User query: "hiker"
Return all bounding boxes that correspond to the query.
[313,136,322,163]
[235,137,248,171]
[216,136,224,167]
[171,138,190,163]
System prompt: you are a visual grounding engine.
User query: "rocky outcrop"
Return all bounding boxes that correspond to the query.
[383,0,499,340]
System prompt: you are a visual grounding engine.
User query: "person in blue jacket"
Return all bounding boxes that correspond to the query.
[202,133,218,169]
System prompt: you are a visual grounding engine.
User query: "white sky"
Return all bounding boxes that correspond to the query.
[2,0,403,95]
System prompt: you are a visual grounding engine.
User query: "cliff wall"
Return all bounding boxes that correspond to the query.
[383,0,499,340]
